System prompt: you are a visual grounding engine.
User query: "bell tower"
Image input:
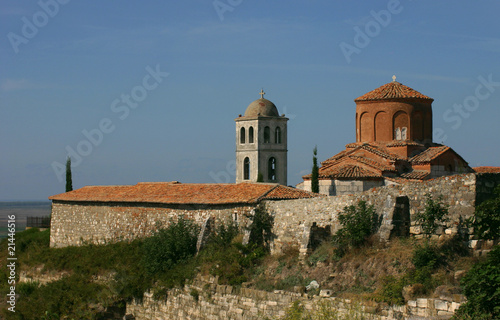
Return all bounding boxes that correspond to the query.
[235,90,288,185]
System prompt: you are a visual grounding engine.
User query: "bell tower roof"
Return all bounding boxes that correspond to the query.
[244,90,280,117]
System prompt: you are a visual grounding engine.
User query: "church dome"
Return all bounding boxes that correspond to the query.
[244,97,279,117]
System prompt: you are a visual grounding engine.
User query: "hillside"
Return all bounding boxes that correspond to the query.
[1,224,497,319]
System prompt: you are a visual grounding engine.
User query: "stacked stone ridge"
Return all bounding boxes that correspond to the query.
[301,78,473,196]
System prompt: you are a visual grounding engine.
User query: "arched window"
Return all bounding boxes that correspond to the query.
[394,127,401,140]
[240,127,246,144]
[249,127,254,143]
[244,157,250,180]
[268,157,276,181]
[264,126,270,143]
[275,127,282,144]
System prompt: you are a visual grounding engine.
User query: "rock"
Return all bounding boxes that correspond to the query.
[306,280,319,291]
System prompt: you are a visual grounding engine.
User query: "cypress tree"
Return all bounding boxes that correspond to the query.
[311,146,319,193]
[257,172,264,182]
[65,157,73,192]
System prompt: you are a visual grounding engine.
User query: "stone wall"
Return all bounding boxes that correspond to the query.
[125,276,463,320]
[265,174,479,255]
[50,201,254,248]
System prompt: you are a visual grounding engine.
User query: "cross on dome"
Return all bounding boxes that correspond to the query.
[259,89,265,99]
[392,75,397,82]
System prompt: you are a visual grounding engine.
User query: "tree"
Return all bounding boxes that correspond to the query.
[257,172,264,182]
[247,205,274,251]
[332,201,381,252]
[311,146,319,193]
[454,245,500,319]
[469,185,500,240]
[65,157,73,192]
[414,194,449,238]
[143,218,200,275]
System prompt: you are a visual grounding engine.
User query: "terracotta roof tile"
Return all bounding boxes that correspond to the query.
[319,164,382,179]
[473,166,500,173]
[410,146,449,163]
[260,185,320,200]
[400,170,430,180]
[49,182,317,205]
[355,81,433,102]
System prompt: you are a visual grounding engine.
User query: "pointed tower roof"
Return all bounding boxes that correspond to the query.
[355,79,433,102]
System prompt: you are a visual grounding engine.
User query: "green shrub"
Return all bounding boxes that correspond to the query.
[412,242,444,270]
[209,219,239,248]
[247,205,274,251]
[454,245,500,320]
[379,275,406,305]
[468,185,500,240]
[332,201,381,256]
[414,194,449,237]
[143,218,200,275]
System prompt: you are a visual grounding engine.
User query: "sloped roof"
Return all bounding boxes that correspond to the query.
[355,81,433,102]
[305,141,472,182]
[473,166,500,173]
[49,182,318,205]
[410,146,450,163]
[319,164,382,179]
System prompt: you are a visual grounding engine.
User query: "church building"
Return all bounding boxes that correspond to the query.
[235,90,288,185]
[300,77,474,195]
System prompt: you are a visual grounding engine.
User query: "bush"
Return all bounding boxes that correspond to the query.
[143,218,200,275]
[468,185,500,240]
[247,205,274,251]
[332,201,381,255]
[412,242,444,270]
[454,246,500,320]
[209,219,239,248]
[414,194,449,237]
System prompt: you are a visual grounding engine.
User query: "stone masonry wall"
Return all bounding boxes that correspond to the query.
[265,174,478,255]
[126,276,463,320]
[50,201,254,248]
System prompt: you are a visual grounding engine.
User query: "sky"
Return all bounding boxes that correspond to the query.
[1,1,500,201]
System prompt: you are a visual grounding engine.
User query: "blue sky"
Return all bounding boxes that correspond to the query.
[1,0,500,200]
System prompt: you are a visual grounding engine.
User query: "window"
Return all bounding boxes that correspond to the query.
[275,127,282,144]
[244,157,250,180]
[268,157,276,181]
[240,127,246,144]
[264,126,270,143]
[394,127,401,140]
[394,127,407,141]
[249,127,254,143]
[401,127,407,140]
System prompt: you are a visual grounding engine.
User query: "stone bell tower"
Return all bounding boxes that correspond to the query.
[235,90,288,185]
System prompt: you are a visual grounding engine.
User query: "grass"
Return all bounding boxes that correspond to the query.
[0,227,482,319]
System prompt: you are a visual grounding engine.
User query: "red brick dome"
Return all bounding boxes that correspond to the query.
[355,80,433,143]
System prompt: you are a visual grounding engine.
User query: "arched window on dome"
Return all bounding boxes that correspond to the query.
[240,127,246,144]
[244,157,250,180]
[394,128,401,140]
[268,157,276,181]
[275,127,282,144]
[264,126,271,143]
[249,127,254,143]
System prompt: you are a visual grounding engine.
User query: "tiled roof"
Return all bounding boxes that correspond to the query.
[355,81,433,102]
[400,170,430,180]
[473,166,500,173]
[319,163,382,179]
[261,185,320,200]
[410,146,449,163]
[49,182,318,205]
[386,141,424,148]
